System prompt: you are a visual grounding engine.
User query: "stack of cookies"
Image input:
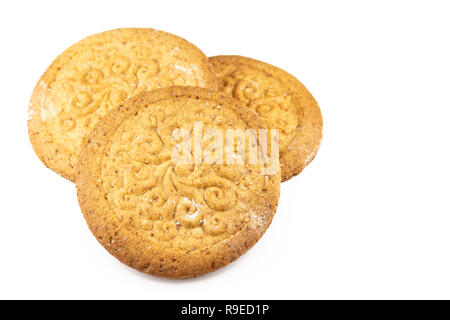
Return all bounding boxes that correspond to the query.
[28,28,322,278]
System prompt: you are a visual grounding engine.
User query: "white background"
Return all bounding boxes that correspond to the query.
[1,0,449,299]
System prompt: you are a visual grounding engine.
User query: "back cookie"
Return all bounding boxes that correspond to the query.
[28,28,218,181]
[210,55,322,181]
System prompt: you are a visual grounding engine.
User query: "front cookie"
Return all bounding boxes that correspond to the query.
[76,87,281,278]
[28,28,218,181]
[210,55,323,181]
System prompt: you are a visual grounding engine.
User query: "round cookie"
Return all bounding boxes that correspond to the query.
[209,55,322,181]
[76,87,281,278]
[28,28,218,181]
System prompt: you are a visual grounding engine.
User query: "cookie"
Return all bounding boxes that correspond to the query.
[28,28,218,181]
[76,87,281,278]
[209,55,322,181]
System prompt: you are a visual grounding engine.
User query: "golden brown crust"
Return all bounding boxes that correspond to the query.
[28,28,218,181]
[76,86,281,278]
[209,55,323,181]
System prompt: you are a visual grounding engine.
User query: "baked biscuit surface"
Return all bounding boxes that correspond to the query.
[76,87,280,278]
[28,28,217,181]
[210,55,322,181]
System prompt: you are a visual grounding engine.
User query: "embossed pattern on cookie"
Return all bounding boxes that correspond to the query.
[210,55,323,181]
[28,28,218,181]
[76,87,281,278]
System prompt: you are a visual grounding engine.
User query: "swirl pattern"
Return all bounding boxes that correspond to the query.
[213,64,299,153]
